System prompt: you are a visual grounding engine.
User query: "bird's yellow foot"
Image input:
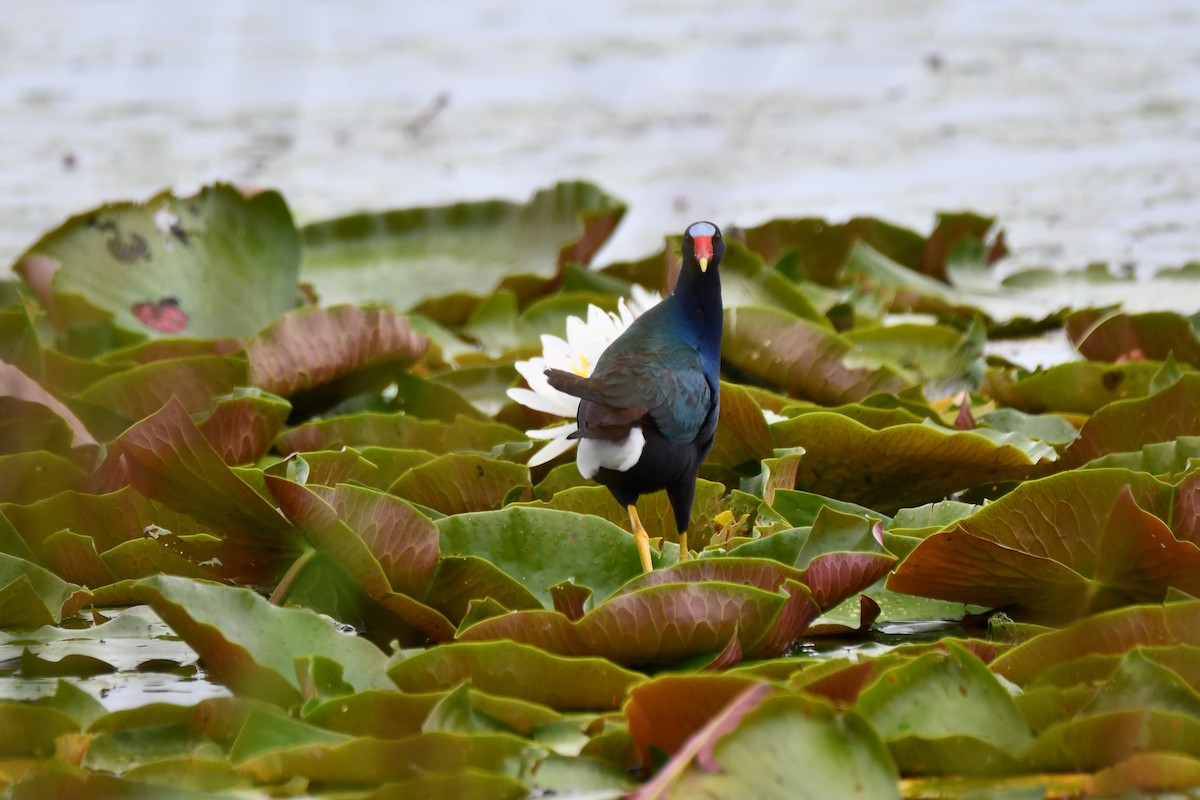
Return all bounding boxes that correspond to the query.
[627,504,653,573]
[678,530,689,562]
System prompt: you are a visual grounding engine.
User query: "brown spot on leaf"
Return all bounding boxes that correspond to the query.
[132,297,189,333]
[1102,370,1125,391]
[107,229,151,263]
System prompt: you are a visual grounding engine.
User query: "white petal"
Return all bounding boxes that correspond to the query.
[507,387,578,417]
[526,421,577,440]
[527,435,578,467]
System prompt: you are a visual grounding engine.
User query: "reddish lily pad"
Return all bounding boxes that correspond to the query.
[198,390,291,465]
[624,674,761,766]
[888,472,1191,619]
[1066,309,1200,367]
[246,304,427,411]
[456,579,802,666]
[0,361,99,461]
[1061,372,1200,468]
[723,306,912,404]
[266,479,452,641]
[118,397,300,567]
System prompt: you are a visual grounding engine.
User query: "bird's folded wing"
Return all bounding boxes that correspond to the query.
[546,349,712,444]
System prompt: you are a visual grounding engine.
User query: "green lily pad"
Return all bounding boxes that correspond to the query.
[0,552,90,627]
[388,640,643,711]
[856,643,1032,776]
[14,183,300,339]
[648,688,901,800]
[135,575,392,706]
[300,181,624,309]
[771,412,1054,513]
[1062,372,1200,468]
[982,360,1161,414]
[276,411,529,458]
[437,507,647,607]
[991,601,1200,685]
[389,453,531,515]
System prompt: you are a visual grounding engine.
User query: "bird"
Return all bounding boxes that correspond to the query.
[545,221,725,573]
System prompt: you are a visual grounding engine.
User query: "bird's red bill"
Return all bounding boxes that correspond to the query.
[693,236,713,264]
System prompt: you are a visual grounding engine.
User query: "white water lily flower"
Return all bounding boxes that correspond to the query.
[508,285,663,466]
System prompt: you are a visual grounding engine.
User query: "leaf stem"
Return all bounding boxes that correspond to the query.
[270,547,317,606]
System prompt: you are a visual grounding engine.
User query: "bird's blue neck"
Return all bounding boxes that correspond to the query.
[671,269,723,378]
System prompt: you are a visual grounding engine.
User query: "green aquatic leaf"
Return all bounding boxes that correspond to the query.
[991,601,1200,685]
[14,183,300,339]
[276,411,529,458]
[437,507,649,607]
[135,575,392,706]
[389,453,531,515]
[0,552,90,627]
[856,643,1032,776]
[300,181,624,309]
[983,359,1161,414]
[388,640,644,711]
[771,413,1052,514]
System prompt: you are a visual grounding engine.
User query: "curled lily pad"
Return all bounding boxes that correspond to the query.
[456,579,802,666]
[982,360,1160,414]
[246,304,427,414]
[991,601,1200,685]
[642,688,901,800]
[0,552,90,627]
[723,306,912,404]
[0,361,99,462]
[118,397,300,571]
[888,472,1188,619]
[1062,373,1200,468]
[1066,309,1200,367]
[771,412,1053,513]
[388,640,644,711]
[75,355,248,422]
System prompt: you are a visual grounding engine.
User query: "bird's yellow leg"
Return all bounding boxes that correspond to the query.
[628,504,653,573]
[678,530,689,562]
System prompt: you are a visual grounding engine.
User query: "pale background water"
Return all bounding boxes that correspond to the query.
[4,0,1200,277]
